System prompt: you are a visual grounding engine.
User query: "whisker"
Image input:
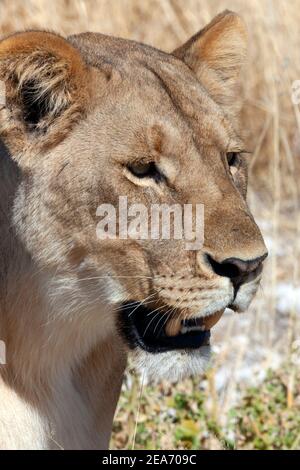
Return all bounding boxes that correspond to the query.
[127,291,159,318]
[157,309,174,337]
[113,294,159,314]
[156,296,186,336]
[143,305,167,337]
[131,368,145,450]
[153,309,169,335]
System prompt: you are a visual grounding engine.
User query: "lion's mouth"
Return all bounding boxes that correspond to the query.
[119,302,223,353]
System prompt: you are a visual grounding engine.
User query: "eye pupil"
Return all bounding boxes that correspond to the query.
[131,163,150,176]
[128,162,158,179]
[227,152,239,166]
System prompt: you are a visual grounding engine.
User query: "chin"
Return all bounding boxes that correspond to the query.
[131,346,212,383]
[118,301,218,383]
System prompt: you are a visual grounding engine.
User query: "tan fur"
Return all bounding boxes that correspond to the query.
[0,11,267,449]
[0,31,91,155]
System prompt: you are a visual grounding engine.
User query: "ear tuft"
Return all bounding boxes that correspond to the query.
[0,31,90,153]
[173,10,248,116]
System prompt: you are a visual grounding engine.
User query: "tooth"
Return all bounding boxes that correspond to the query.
[165,310,224,336]
[181,325,203,334]
[165,317,182,337]
[202,310,224,330]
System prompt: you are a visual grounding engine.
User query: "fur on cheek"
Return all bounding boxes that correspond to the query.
[130,346,212,384]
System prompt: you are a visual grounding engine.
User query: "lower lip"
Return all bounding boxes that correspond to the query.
[165,310,224,337]
[153,329,211,351]
[119,302,215,353]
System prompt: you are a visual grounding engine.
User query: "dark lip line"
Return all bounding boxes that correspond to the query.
[118,301,211,354]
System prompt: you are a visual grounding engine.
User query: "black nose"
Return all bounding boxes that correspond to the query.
[207,253,268,287]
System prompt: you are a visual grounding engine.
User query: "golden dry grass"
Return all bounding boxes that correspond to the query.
[0,0,299,450]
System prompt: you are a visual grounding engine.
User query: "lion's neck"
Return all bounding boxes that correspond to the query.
[0,144,126,449]
[0,254,126,449]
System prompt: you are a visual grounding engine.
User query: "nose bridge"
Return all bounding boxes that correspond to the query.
[202,193,267,263]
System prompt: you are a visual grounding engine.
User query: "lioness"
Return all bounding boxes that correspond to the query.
[0,11,267,449]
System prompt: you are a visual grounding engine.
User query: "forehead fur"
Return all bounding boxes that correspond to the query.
[69,32,240,151]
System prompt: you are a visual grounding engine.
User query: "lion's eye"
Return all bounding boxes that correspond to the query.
[128,161,161,180]
[226,152,240,167]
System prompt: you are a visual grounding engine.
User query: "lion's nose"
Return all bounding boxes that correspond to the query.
[206,253,268,287]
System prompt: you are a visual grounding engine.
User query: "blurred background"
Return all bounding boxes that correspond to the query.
[1,0,299,450]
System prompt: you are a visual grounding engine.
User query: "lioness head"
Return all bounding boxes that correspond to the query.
[0,11,267,382]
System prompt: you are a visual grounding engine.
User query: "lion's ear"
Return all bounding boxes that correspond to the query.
[0,31,91,155]
[173,10,247,116]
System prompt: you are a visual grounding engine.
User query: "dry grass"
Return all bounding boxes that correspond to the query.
[0,0,299,450]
